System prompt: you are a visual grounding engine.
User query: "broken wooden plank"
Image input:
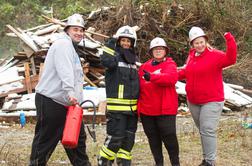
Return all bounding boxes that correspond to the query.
[0,75,38,98]
[30,57,37,75]
[42,15,110,39]
[0,78,23,87]
[21,42,35,58]
[6,25,38,52]
[38,63,44,81]
[0,54,12,67]
[34,24,61,36]
[84,75,97,87]
[41,15,66,26]
[24,63,32,93]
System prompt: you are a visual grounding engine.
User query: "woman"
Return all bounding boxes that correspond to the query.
[178,26,237,166]
[97,25,139,166]
[138,37,180,166]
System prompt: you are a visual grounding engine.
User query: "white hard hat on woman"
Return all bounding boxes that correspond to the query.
[188,26,208,44]
[149,37,168,50]
[114,25,137,47]
[149,37,169,55]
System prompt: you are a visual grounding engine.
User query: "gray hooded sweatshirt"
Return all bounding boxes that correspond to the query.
[36,33,84,106]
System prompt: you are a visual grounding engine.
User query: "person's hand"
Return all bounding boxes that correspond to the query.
[224,32,233,40]
[105,37,117,49]
[143,70,150,81]
[69,96,78,105]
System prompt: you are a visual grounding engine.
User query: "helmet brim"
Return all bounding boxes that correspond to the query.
[190,35,208,45]
[64,25,85,32]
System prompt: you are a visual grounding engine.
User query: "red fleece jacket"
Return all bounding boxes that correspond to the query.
[138,57,178,116]
[178,32,237,104]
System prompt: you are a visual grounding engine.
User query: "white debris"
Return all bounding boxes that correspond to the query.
[175,81,252,108]
[224,83,252,107]
[1,87,107,114]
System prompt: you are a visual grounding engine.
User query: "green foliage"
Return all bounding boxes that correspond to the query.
[0,3,15,17]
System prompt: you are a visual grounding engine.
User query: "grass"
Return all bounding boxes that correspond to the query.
[0,111,251,166]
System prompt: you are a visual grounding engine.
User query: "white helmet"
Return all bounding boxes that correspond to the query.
[189,26,207,43]
[115,25,137,47]
[64,13,85,31]
[149,37,168,51]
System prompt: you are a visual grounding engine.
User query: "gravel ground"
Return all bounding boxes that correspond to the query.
[0,111,251,166]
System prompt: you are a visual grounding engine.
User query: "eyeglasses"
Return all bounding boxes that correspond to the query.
[152,47,166,51]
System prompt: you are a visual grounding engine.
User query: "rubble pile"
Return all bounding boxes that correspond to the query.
[0,3,251,120]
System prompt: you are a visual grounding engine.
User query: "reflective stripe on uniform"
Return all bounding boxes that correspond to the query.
[117,148,132,160]
[107,105,137,111]
[107,98,137,105]
[118,62,137,69]
[118,84,124,98]
[102,46,115,56]
[99,145,116,160]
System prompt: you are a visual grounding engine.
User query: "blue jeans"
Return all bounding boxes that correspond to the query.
[188,101,224,165]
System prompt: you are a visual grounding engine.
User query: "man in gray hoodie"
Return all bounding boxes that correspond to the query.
[29,14,91,166]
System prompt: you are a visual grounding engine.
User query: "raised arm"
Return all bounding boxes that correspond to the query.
[219,32,237,68]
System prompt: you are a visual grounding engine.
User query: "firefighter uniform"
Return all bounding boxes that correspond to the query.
[98,26,139,166]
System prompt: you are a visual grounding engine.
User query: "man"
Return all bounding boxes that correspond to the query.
[29,13,91,166]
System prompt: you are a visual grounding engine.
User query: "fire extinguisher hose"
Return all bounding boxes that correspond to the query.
[79,100,97,142]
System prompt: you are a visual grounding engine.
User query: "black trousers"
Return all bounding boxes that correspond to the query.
[105,112,138,153]
[98,112,138,166]
[29,93,90,166]
[140,114,180,166]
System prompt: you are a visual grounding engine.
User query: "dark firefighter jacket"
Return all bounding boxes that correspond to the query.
[101,46,139,114]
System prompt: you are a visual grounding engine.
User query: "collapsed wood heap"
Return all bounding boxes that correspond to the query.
[0,4,252,117]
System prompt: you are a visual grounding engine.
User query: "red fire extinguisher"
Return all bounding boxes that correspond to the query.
[62,100,96,148]
[62,104,83,148]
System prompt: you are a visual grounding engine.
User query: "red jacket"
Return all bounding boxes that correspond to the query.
[178,32,237,104]
[137,57,178,116]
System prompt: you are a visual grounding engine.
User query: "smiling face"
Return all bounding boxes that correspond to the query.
[119,37,132,49]
[192,36,207,53]
[66,26,84,43]
[152,46,167,62]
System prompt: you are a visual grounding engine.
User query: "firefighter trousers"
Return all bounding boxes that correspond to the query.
[140,114,180,166]
[98,112,138,166]
[29,93,90,166]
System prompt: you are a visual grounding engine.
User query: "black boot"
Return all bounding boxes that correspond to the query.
[116,158,131,166]
[155,162,163,166]
[205,161,215,166]
[199,160,206,166]
[97,156,113,166]
[199,160,215,166]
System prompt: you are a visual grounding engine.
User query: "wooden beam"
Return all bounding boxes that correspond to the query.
[84,75,97,87]
[41,15,66,26]
[38,63,44,81]
[0,75,38,98]
[21,40,35,58]
[6,25,38,52]
[30,57,37,75]
[24,63,32,93]
[42,15,110,39]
